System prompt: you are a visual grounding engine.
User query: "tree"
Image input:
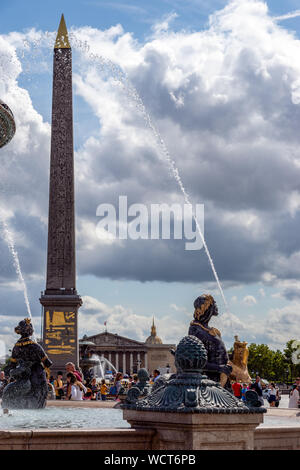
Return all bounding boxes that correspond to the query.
[248,343,273,379]
[0,357,11,372]
[247,343,288,382]
[271,350,288,383]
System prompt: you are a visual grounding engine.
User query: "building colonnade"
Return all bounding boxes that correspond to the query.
[96,350,148,375]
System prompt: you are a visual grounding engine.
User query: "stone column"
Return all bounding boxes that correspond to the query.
[116,353,119,372]
[144,352,148,372]
[137,352,141,370]
[130,353,133,374]
[123,353,126,374]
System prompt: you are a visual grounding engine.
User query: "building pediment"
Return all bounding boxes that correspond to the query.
[83,332,145,348]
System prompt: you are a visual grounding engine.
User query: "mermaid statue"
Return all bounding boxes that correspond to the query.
[188,294,232,389]
[2,318,52,409]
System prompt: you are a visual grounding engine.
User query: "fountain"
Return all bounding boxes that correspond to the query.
[79,337,117,381]
[92,355,117,379]
[0,14,299,451]
[122,334,266,450]
[79,338,101,382]
[1,83,35,336]
[1,318,52,409]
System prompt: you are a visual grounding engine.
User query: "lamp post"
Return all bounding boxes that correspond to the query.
[286,367,290,387]
[256,353,262,377]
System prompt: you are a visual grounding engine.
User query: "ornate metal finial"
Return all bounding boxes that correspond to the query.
[174,335,207,373]
[122,335,266,415]
[54,14,71,49]
[125,368,151,405]
[151,316,157,336]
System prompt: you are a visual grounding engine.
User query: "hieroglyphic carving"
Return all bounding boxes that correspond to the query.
[46,47,76,291]
[44,310,76,356]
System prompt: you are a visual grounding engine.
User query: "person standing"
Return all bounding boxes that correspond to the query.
[100,379,108,401]
[90,378,100,400]
[241,383,248,402]
[250,376,264,405]
[47,378,55,400]
[65,362,83,382]
[232,381,242,399]
[289,385,300,408]
[113,372,123,400]
[153,369,161,382]
[66,372,86,400]
[54,371,64,400]
[130,374,138,387]
[275,385,281,407]
[0,371,8,398]
[267,383,277,407]
[295,377,300,408]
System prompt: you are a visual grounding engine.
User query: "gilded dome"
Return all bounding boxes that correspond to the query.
[145,318,163,344]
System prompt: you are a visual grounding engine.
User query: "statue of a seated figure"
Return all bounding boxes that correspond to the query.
[2,318,52,409]
[188,294,232,389]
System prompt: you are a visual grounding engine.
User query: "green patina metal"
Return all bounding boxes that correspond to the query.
[123,335,267,414]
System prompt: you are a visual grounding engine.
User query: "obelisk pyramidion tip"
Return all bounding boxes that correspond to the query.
[54,14,71,49]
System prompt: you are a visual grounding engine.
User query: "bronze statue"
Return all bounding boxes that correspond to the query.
[2,318,53,409]
[228,335,252,384]
[188,294,232,389]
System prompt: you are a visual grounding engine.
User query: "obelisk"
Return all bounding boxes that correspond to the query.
[40,15,82,374]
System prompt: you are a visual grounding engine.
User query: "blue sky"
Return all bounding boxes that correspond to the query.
[1,0,300,353]
[1,0,300,39]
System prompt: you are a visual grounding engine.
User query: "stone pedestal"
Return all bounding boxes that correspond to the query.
[123,409,264,450]
[40,293,82,375]
[122,335,266,451]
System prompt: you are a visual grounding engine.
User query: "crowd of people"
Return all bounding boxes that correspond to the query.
[1,362,300,409]
[231,376,300,408]
[45,364,162,401]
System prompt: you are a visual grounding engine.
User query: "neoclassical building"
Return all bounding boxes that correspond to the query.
[80,319,176,375]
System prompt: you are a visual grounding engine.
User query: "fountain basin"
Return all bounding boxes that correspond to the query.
[0,403,299,450]
[1,400,299,429]
[0,405,129,430]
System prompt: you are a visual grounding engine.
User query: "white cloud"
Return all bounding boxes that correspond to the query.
[259,288,265,297]
[152,12,179,36]
[2,1,300,350]
[80,294,300,352]
[242,295,257,306]
[79,295,181,344]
